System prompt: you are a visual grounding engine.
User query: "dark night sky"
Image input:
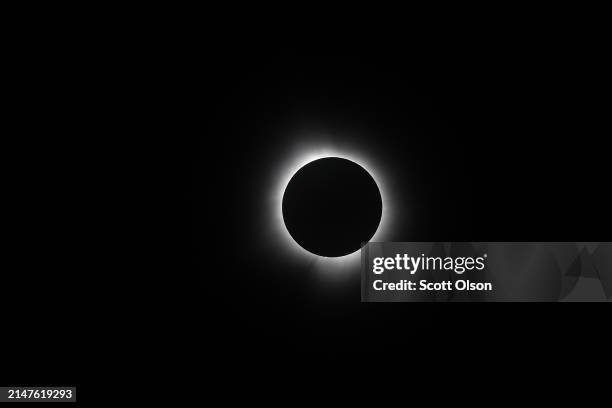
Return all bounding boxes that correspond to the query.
[3,15,608,400]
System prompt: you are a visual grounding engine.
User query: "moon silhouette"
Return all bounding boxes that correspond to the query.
[282,157,382,257]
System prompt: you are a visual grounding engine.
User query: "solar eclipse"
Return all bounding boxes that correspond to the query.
[282,157,382,257]
[264,138,400,281]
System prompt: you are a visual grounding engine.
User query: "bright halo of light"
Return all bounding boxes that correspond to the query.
[269,139,396,280]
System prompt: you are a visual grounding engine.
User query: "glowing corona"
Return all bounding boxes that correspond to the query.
[267,138,397,280]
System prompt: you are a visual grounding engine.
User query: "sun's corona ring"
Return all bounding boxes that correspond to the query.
[267,141,396,278]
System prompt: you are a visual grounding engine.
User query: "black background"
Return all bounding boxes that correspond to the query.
[2,20,609,401]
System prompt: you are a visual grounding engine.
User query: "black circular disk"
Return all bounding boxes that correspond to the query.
[282,157,382,257]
